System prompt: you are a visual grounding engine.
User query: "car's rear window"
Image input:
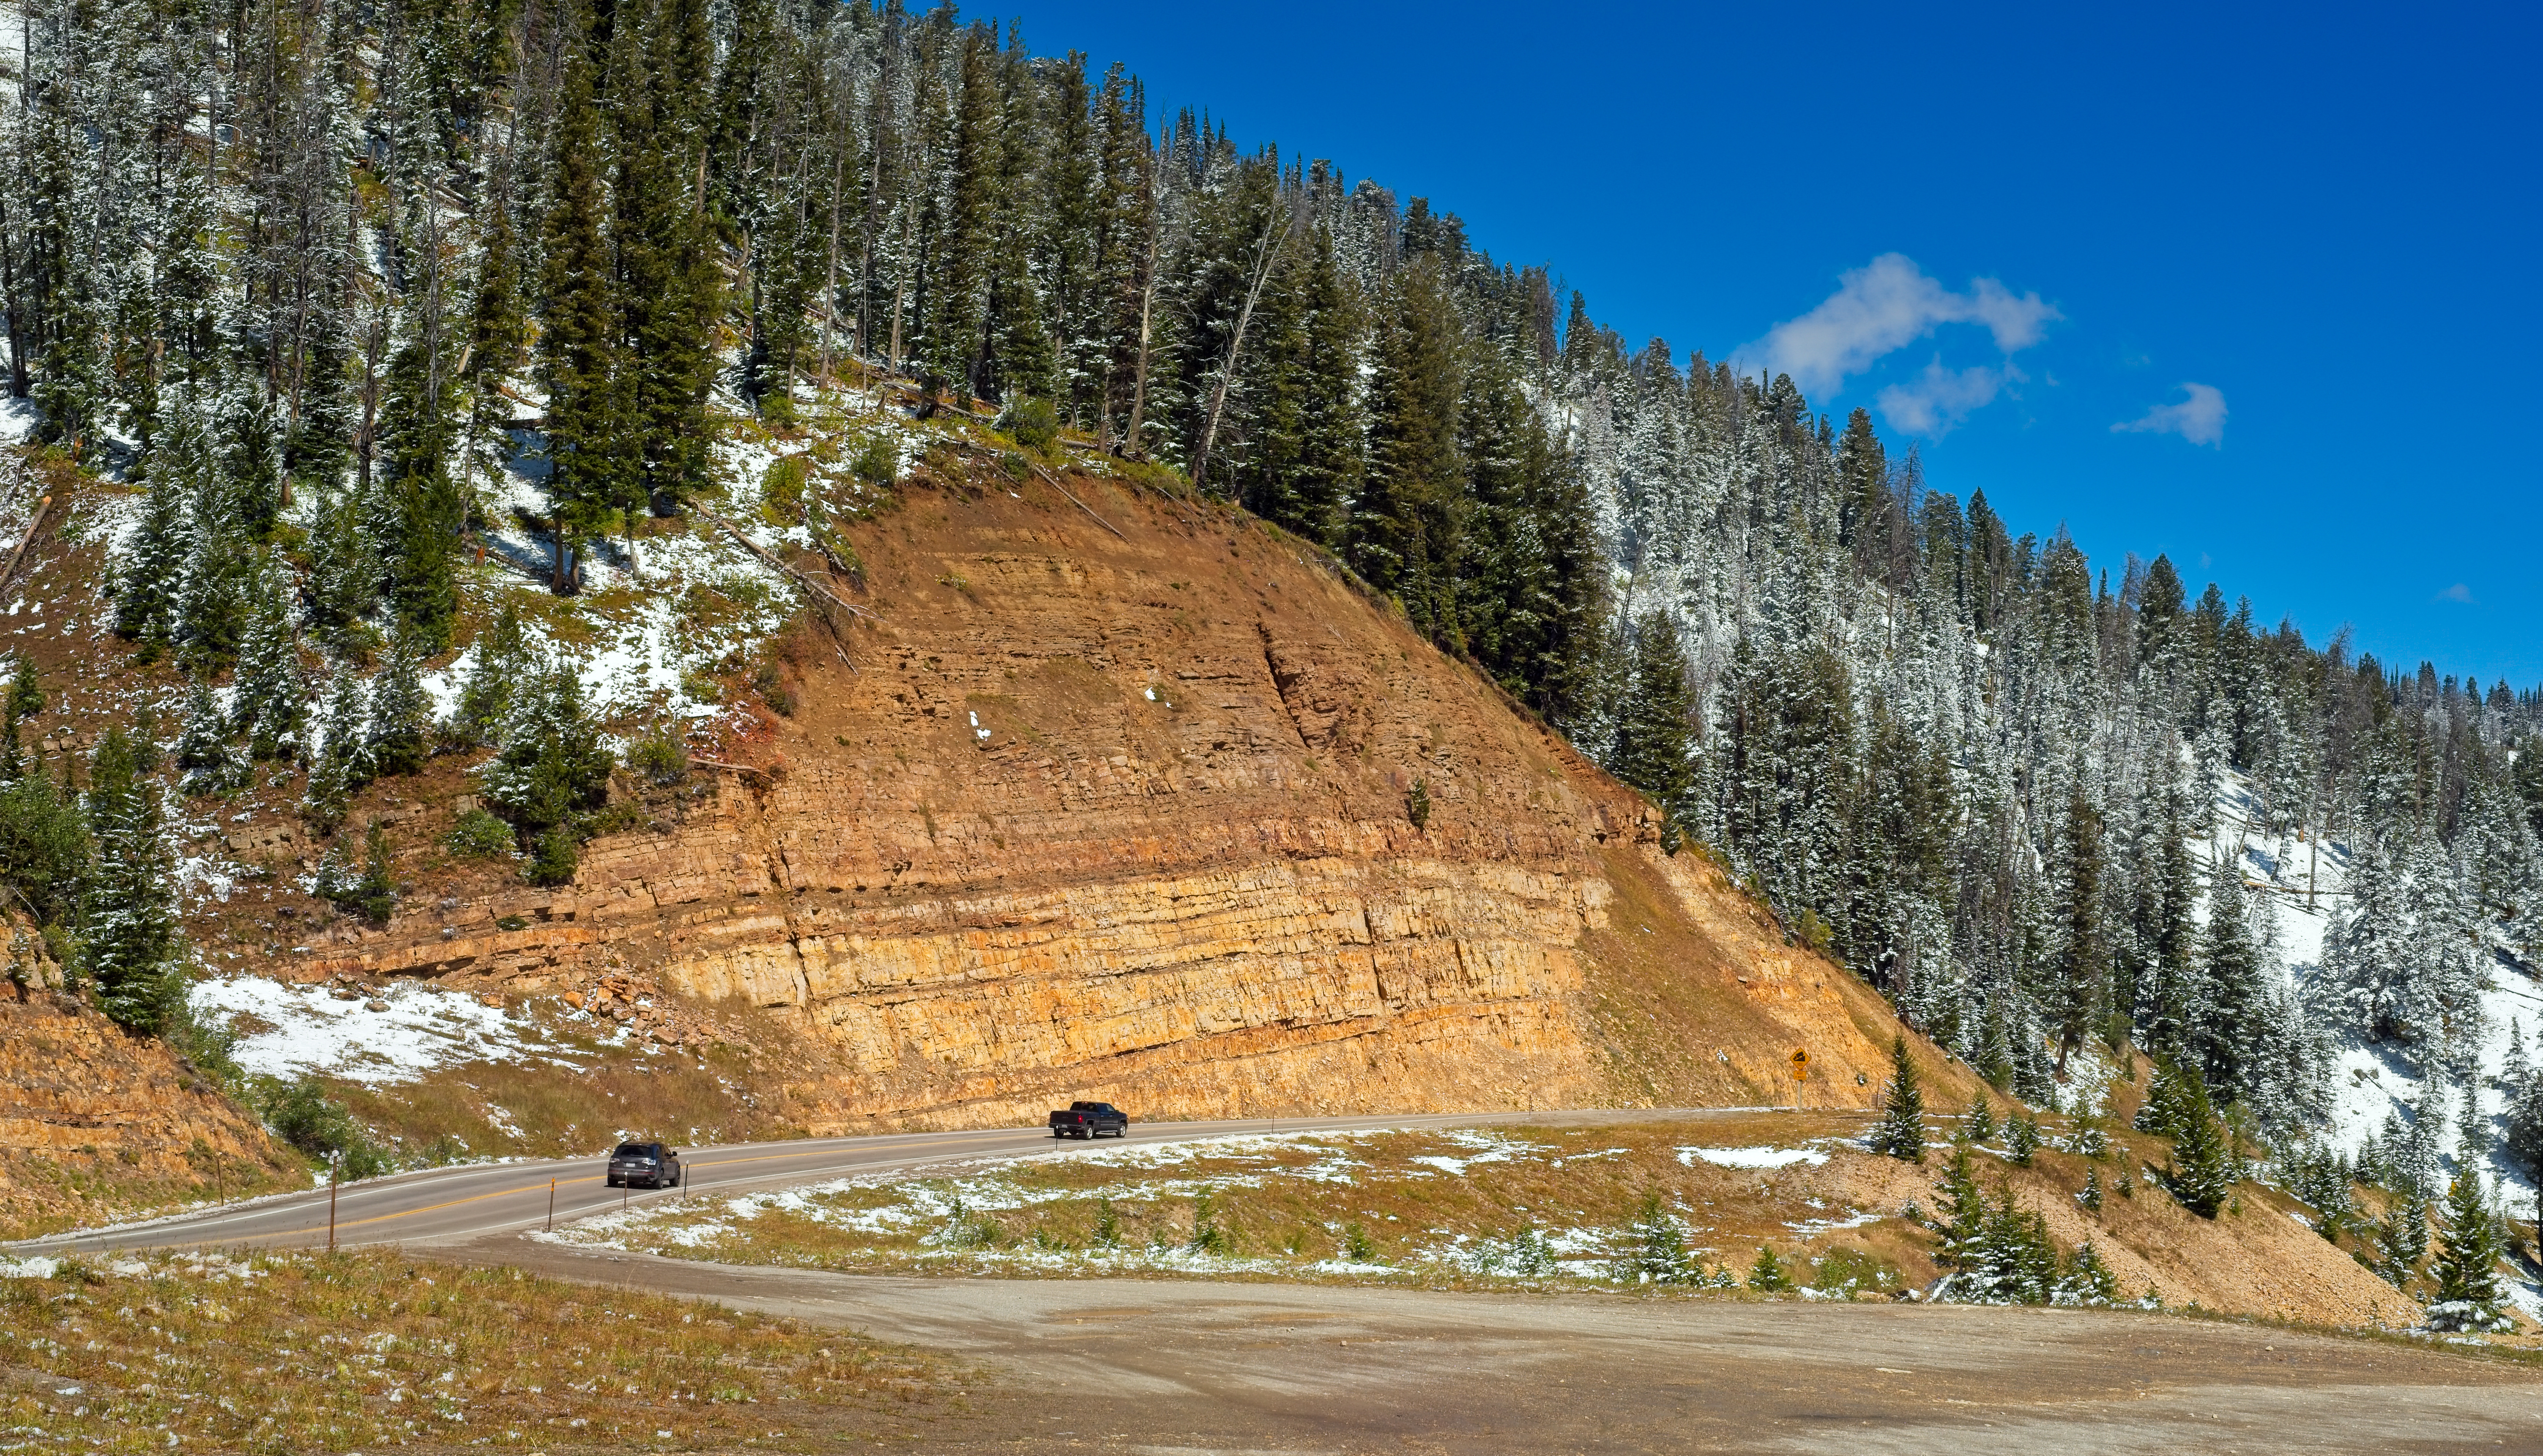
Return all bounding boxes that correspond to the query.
[614,1143,654,1157]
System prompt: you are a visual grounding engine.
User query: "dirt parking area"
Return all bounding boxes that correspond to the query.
[484,1234,2543,1454]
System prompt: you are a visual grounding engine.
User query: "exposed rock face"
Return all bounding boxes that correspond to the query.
[0,985,287,1237]
[292,471,1914,1129]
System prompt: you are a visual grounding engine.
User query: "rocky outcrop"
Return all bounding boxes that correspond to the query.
[273,468,1920,1129]
[0,983,290,1238]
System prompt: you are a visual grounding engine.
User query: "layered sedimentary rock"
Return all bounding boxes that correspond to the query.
[292,469,1909,1127]
[0,978,286,1235]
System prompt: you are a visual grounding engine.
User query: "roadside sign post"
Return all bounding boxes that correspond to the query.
[326,1153,339,1251]
[547,1178,556,1232]
[1789,1048,1810,1111]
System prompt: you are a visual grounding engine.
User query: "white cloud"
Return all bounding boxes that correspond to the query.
[1739,253,2059,397]
[2113,382,2228,446]
[2437,583,2474,604]
[1876,359,2011,438]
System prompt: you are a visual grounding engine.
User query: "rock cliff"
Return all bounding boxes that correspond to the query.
[277,465,1927,1130]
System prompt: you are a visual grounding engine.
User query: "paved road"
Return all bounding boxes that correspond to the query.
[7,1108,1759,1256]
[487,1239,2543,1455]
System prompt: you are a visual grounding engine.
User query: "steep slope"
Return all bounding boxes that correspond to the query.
[0,925,296,1238]
[260,459,1933,1131]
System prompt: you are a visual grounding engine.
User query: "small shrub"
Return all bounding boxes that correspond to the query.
[1340,1221,1378,1262]
[626,726,689,785]
[1001,395,1058,451]
[751,662,796,717]
[1406,776,1432,830]
[446,809,517,859]
[1748,1246,1793,1292]
[849,435,897,486]
[1188,1187,1225,1254]
[1092,1197,1121,1248]
[761,455,811,525]
[524,827,579,887]
[577,800,651,838]
[1809,1246,1899,1296]
[258,1079,394,1180]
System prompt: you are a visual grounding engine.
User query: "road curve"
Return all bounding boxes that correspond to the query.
[8,1106,1791,1256]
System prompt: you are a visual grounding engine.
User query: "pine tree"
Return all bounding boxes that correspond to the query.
[1866,1033,1927,1162]
[116,417,199,651]
[2196,851,2269,1103]
[2058,1240,2121,1305]
[304,664,370,833]
[451,602,532,746]
[232,566,308,760]
[2161,1061,2235,1218]
[1346,255,1464,641]
[2428,1166,2510,1331]
[1963,1090,1998,1145]
[1608,612,1696,844]
[173,677,243,795]
[537,13,632,593]
[2379,1186,2430,1278]
[81,727,183,1033]
[1934,1138,1987,1267]
[480,662,614,842]
[2007,1112,2042,1165]
[363,636,433,776]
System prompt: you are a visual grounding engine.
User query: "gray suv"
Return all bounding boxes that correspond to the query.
[606,1142,683,1189]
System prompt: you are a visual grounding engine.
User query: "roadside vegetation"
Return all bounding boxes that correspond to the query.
[556,1110,2428,1329]
[0,1248,946,1453]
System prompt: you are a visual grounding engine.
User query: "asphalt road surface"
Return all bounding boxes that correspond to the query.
[7,1108,1724,1256]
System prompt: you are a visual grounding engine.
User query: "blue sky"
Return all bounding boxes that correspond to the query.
[1011,0,2543,688]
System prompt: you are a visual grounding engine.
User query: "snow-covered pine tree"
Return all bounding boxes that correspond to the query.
[2196,852,2269,1105]
[1866,1033,1927,1162]
[115,408,202,653]
[303,664,370,833]
[363,636,432,777]
[1606,611,1695,846]
[479,661,615,881]
[79,727,183,1032]
[231,564,308,760]
[173,677,243,795]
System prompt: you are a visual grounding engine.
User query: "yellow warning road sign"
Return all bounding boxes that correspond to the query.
[1790,1048,1809,1079]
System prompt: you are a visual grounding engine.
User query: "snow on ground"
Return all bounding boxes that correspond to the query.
[2204,769,2543,1219]
[0,396,38,448]
[1677,1145,1828,1170]
[188,975,593,1085]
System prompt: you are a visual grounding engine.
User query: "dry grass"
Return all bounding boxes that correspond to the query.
[332,1043,809,1166]
[0,1146,308,1245]
[577,1115,1928,1296]
[0,1248,948,1453]
[563,1112,2464,1333]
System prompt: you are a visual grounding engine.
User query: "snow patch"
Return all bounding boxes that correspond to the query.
[1677,1146,1828,1170]
[188,975,580,1085]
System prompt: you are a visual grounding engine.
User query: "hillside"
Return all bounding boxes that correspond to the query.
[167,440,1938,1136]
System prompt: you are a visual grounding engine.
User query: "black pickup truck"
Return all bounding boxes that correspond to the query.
[1048,1101,1130,1139]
